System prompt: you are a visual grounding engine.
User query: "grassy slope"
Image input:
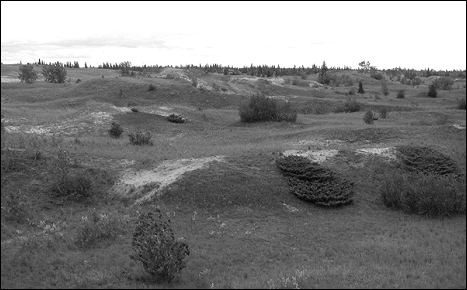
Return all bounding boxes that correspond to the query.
[1,65,466,288]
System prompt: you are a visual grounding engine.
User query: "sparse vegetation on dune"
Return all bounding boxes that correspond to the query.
[1,64,466,288]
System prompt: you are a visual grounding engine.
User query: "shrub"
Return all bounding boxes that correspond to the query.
[432,77,454,90]
[18,64,38,84]
[348,87,356,95]
[334,98,361,113]
[239,94,297,123]
[148,83,156,91]
[51,173,94,201]
[457,98,466,110]
[131,208,190,282]
[379,107,388,119]
[108,122,123,138]
[75,78,81,83]
[276,155,354,206]
[128,130,154,146]
[427,83,437,98]
[380,172,466,217]
[363,110,375,124]
[358,81,365,94]
[381,81,389,96]
[1,190,28,223]
[75,210,128,248]
[396,90,405,99]
[42,64,67,83]
[396,145,461,177]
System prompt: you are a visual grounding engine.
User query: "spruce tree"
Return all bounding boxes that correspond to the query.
[358,81,365,94]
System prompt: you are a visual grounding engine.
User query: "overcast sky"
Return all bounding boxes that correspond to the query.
[1,1,466,70]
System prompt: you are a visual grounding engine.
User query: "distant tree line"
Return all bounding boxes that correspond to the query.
[31,58,466,79]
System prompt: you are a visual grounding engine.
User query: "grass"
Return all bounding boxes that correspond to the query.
[1,65,466,288]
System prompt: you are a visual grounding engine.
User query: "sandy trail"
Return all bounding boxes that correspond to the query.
[111,156,225,204]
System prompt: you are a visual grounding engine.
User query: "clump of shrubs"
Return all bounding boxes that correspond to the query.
[128,130,154,146]
[18,64,38,84]
[427,83,437,98]
[457,98,466,110]
[109,122,124,138]
[75,210,128,248]
[380,172,465,217]
[363,110,376,124]
[131,208,190,282]
[333,98,361,113]
[51,173,94,201]
[239,94,297,123]
[432,77,454,90]
[379,107,388,119]
[276,155,354,207]
[396,90,405,99]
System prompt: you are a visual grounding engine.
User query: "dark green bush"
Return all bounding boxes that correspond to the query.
[128,130,154,146]
[239,94,297,123]
[363,110,375,124]
[108,122,123,138]
[131,208,190,282]
[51,173,94,201]
[276,155,354,206]
[432,77,454,90]
[457,98,466,110]
[358,81,365,94]
[42,64,67,83]
[380,172,466,217]
[396,145,462,177]
[396,90,405,99]
[333,98,361,113]
[379,108,388,119]
[18,64,38,84]
[427,83,437,98]
[75,210,127,248]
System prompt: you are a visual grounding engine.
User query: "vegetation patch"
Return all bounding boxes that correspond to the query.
[380,172,466,217]
[396,145,462,177]
[276,155,354,206]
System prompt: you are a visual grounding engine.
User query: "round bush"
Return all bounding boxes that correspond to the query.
[108,122,123,138]
[131,209,190,282]
[276,155,354,206]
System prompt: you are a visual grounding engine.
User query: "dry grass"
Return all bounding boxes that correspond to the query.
[1,66,466,288]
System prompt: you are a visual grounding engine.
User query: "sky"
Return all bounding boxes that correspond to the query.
[1,1,466,70]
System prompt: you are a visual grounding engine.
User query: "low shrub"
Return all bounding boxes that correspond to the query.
[363,110,375,124]
[379,107,388,119]
[381,81,389,96]
[380,172,466,217]
[396,90,405,99]
[427,83,437,98]
[358,81,365,94]
[396,145,462,177]
[457,98,466,110]
[1,190,28,223]
[131,208,190,282]
[75,210,128,248]
[148,83,156,91]
[333,98,361,113]
[51,173,94,201]
[239,94,297,123]
[128,130,154,146]
[432,77,454,90]
[276,155,354,207]
[348,87,356,95]
[108,122,124,138]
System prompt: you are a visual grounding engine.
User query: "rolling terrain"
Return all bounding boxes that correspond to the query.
[1,64,466,288]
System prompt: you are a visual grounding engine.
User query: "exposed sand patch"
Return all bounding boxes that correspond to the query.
[356,147,397,160]
[111,156,225,204]
[283,149,338,163]
[452,124,466,130]
[293,139,346,147]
